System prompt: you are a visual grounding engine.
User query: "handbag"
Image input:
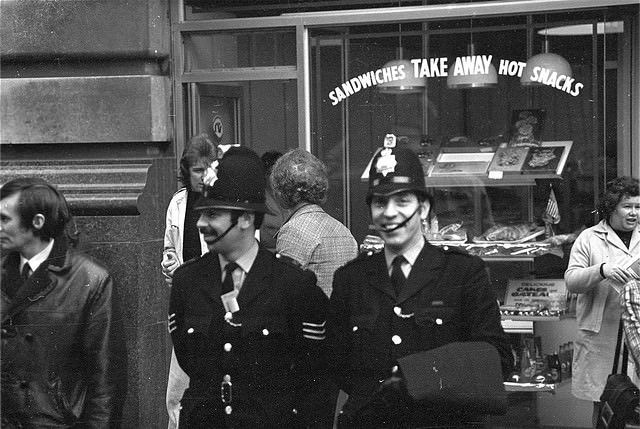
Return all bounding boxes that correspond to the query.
[396,341,508,415]
[597,319,640,429]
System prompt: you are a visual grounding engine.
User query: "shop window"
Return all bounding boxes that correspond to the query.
[310,9,631,243]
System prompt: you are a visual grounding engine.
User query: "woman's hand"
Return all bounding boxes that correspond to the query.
[602,262,640,285]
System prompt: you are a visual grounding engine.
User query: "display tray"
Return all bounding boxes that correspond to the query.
[428,239,468,246]
[504,382,556,393]
[471,228,546,244]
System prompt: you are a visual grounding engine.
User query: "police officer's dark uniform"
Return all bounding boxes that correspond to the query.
[169,147,330,428]
[326,142,512,428]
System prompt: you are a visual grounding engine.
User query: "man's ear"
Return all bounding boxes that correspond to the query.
[419,200,431,221]
[238,212,255,230]
[31,214,46,231]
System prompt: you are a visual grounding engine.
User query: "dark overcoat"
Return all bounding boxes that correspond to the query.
[327,242,512,428]
[169,248,330,429]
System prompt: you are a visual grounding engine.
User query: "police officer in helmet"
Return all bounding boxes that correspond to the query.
[169,146,330,428]
[326,136,511,428]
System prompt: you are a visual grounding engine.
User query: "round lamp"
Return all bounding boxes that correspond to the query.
[378,58,426,94]
[447,62,498,89]
[521,52,572,86]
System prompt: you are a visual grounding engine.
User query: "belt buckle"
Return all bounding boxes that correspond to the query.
[221,375,232,404]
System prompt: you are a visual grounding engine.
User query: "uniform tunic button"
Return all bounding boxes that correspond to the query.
[225,405,233,415]
[352,326,358,332]
[187,328,194,334]
[392,335,402,345]
[262,329,269,336]
[435,318,443,325]
[276,253,281,258]
[394,307,401,316]
[224,343,232,352]
[443,246,449,251]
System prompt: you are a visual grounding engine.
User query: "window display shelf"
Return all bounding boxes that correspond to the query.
[423,173,562,188]
[504,381,556,393]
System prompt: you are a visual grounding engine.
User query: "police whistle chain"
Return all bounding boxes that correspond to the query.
[374,208,419,233]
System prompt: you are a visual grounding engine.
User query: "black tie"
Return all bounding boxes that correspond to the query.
[221,262,239,294]
[21,263,32,282]
[390,256,406,296]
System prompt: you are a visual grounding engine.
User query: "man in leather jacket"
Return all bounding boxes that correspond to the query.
[1,178,127,428]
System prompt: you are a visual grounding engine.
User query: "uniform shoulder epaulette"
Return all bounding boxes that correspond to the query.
[274,253,303,269]
[182,253,204,267]
[339,251,372,270]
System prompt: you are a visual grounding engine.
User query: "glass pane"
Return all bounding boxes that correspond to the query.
[311,8,628,244]
[187,81,298,156]
[184,30,296,71]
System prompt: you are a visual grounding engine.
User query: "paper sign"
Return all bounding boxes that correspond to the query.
[504,279,566,307]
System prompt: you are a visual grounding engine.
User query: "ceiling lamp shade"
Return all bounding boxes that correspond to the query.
[521,40,572,86]
[447,61,498,89]
[446,42,497,89]
[378,58,426,94]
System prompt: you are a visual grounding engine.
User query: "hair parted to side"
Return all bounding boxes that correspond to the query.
[1,177,77,244]
[179,133,218,189]
[269,148,328,209]
[596,176,639,220]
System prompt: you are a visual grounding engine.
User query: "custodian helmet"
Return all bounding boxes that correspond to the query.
[366,135,432,205]
[195,146,267,213]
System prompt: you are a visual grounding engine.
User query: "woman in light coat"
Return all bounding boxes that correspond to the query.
[565,176,639,428]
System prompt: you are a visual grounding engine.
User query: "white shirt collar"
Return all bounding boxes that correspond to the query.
[219,240,260,284]
[384,236,425,271]
[20,239,55,273]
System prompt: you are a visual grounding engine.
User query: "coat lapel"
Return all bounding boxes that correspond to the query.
[237,249,272,308]
[366,252,396,301]
[397,244,445,304]
[1,238,69,320]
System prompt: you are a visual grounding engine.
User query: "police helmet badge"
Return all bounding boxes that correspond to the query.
[366,133,432,205]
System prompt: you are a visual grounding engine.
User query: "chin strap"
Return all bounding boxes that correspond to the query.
[374,208,419,233]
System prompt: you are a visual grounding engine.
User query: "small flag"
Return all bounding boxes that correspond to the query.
[544,186,561,225]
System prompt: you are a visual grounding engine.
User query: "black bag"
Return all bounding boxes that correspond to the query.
[597,319,640,429]
[397,341,508,415]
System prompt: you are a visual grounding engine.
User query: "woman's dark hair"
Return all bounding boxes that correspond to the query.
[0,177,78,245]
[261,150,283,175]
[178,133,217,189]
[596,176,639,220]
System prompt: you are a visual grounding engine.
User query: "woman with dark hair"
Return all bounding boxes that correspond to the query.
[162,133,217,429]
[565,176,640,428]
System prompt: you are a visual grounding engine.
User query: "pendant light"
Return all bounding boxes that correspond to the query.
[378,20,426,94]
[521,17,572,86]
[447,20,497,89]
